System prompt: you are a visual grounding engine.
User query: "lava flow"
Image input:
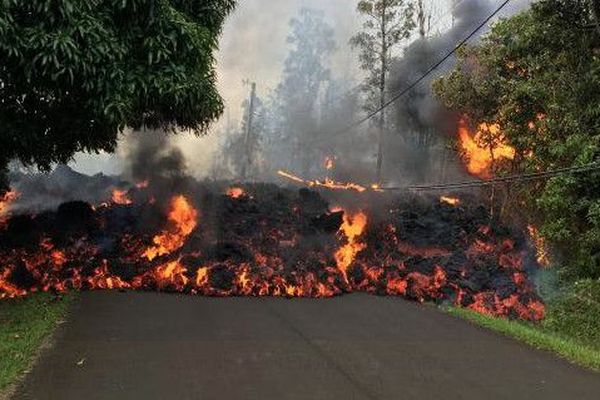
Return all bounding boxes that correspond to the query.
[142,195,198,261]
[0,184,546,321]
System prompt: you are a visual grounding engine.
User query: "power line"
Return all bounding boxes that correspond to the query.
[309,0,512,145]
[380,163,600,192]
[321,1,468,112]
[277,163,600,194]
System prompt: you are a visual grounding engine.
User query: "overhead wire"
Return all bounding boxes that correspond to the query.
[308,0,512,145]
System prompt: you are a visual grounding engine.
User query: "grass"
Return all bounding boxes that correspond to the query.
[0,293,75,394]
[446,282,600,372]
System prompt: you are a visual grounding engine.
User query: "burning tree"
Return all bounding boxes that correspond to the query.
[0,0,236,195]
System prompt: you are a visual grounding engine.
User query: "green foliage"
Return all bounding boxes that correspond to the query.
[448,305,600,371]
[433,0,600,280]
[542,279,600,348]
[0,293,74,392]
[0,0,235,187]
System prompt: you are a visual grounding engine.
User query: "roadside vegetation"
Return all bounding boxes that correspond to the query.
[448,279,600,371]
[433,0,600,368]
[0,293,74,394]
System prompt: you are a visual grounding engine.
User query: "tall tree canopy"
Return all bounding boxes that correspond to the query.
[350,0,415,182]
[0,0,236,192]
[433,0,600,280]
[275,8,336,175]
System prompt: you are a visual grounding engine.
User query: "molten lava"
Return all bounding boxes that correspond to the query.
[458,119,516,179]
[227,187,245,199]
[440,196,460,206]
[142,195,198,261]
[111,189,133,205]
[0,185,546,321]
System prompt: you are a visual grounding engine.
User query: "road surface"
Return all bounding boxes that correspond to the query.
[13,292,600,399]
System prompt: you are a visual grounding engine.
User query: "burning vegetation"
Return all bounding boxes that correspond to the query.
[0,181,545,321]
[0,190,19,229]
[458,119,516,179]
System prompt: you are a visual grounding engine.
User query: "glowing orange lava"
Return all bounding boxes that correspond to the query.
[440,196,460,206]
[335,211,368,282]
[227,187,245,199]
[111,189,133,205]
[0,190,19,229]
[458,119,515,179]
[142,195,198,261]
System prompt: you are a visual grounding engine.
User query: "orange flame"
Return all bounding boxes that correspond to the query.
[111,189,133,205]
[440,196,460,206]
[335,211,368,282]
[143,195,198,261]
[458,119,515,179]
[277,170,369,193]
[325,156,336,171]
[527,225,550,267]
[0,190,19,229]
[227,187,245,199]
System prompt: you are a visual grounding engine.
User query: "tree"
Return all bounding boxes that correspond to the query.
[0,0,236,194]
[350,0,415,183]
[274,8,336,176]
[433,0,600,280]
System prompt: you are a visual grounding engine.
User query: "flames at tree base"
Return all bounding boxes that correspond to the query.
[0,184,544,321]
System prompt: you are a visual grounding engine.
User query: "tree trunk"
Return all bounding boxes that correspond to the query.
[376,2,388,184]
[417,0,426,38]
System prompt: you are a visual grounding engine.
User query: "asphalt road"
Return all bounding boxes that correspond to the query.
[13,292,600,400]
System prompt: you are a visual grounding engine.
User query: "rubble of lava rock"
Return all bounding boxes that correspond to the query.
[0,183,545,321]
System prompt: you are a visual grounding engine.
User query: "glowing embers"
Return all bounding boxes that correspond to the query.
[0,190,19,229]
[111,189,133,205]
[440,196,460,206]
[458,118,515,179]
[527,225,550,267]
[324,156,336,171]
[142,195,198,261]
[468,293,546,321]
[277,170,368,193]
[226,187,246,199]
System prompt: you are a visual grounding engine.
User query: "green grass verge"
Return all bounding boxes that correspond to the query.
[0,293,75,393]
[447,306,600,372]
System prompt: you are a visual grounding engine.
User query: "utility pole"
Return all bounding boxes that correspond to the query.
[241,82,257,181]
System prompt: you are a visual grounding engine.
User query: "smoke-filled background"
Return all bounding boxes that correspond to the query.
[30,0,532,193]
